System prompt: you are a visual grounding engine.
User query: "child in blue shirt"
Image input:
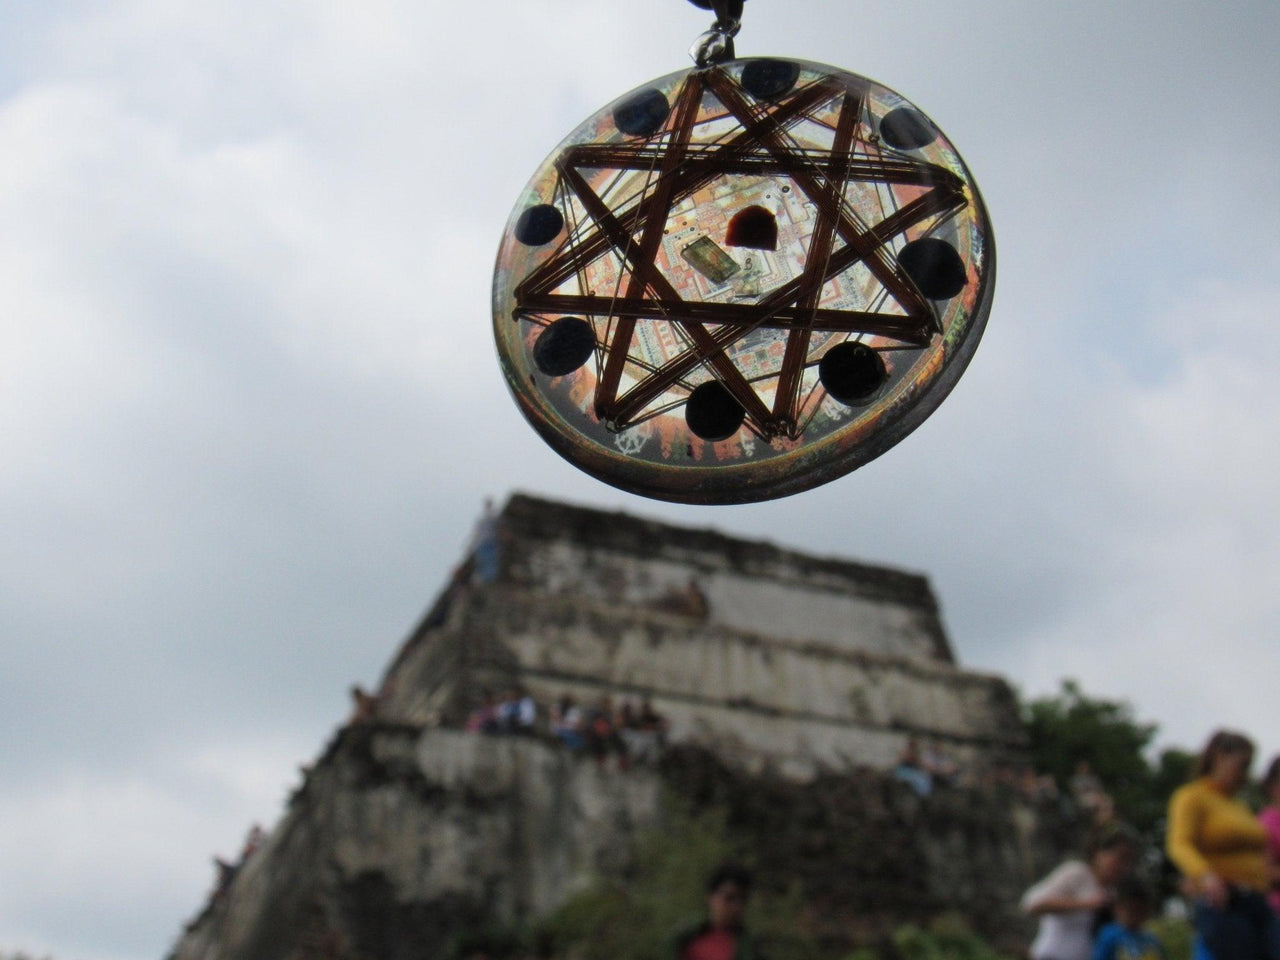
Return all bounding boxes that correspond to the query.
[1093,879,1164,960]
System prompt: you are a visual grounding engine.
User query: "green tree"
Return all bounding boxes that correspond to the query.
[889,914,1014,960]
[1023,680,1161,830]
[536,799,734,960]
[1150,749,1197,808]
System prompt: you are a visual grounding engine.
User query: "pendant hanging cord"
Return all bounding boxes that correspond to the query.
[688,0,744,67]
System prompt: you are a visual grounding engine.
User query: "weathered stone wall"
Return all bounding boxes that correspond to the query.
[169,726,1071,960]
[500,495,955,665]
[378,494,1025,776]
[170,727,660,960]
[462,586,1021,775]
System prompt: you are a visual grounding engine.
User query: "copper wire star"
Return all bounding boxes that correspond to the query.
[512,65,970,441]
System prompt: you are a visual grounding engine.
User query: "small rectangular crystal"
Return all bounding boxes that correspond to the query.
[680,236,741,284]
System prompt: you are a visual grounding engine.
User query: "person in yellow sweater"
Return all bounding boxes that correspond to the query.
[1165,730,1279,960]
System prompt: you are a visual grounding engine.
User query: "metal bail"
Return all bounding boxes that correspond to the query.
[689,0,743,68]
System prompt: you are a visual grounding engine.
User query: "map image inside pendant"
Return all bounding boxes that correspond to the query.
[492,58,995,504]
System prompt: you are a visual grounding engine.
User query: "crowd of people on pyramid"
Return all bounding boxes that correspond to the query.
[464,686,670,768]
[1023,729,1280,960]
[891,736,961,796]
[892,736,1097,812]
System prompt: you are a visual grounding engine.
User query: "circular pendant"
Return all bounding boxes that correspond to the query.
[492,58,994,504]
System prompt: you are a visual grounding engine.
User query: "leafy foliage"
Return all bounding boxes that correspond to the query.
[1150,915,1195,960]
[841,914,1014,960]
[890,915,1013,960]
[536,800,731,959]
[447,926,531,960]
[531,801,1035,960]
[1024,680,1164,830]
[535,795,823,960]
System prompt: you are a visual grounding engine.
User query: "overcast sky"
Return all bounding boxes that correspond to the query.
[2,1,1279,956]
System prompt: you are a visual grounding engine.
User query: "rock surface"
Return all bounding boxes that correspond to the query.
[380,494,1026,777]
[170,726,1069,959]
[172,727,661,960]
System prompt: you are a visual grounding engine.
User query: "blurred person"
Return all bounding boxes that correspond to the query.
[1257,756,1280,914]
[212,855,238,899]
[1166,730,1278,960]
[995,762,1020,792]
[1093,878,1164,960]
[240,824,266,861]
[635,696,670,763]
[658,578,709,619]
[515,688,537,733]
[469,497,502,584]
[671,864,760,960]
[1093,793,1119,828]
[619,698,663,764]
[550,695,585,751]
[922,739,959,787]
[616,698,642,755]
[496,687,522,733]
[639,696,669,739]
[465,689,499,735]
[1018,765,1043,802]
[894,736,933,797]
[1037,773,1063,803]
[586,696,627,769]
[347,685,378,725]
[680,578,709,620]
[1072,760,1107,815]
[1022,824,1139,960]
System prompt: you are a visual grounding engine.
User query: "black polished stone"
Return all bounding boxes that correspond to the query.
[879,107,938,150]
[819,341,888,405]
[741,59,800,100]
[532,317,596,377]
[897,237,968,300]
[514,204,564,247]
[685,380,746,441]
[613,89,671,138]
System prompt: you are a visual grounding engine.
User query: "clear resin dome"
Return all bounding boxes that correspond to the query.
[493,58,994,504]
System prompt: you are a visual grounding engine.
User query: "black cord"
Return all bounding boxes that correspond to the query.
[687,0,745,19]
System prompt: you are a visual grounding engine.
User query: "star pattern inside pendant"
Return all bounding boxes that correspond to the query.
[509,63,973,443]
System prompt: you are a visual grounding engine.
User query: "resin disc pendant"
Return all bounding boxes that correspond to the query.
[492,58,994,504]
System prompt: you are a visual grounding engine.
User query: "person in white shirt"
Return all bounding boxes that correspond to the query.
[1022,825,1138,960]
[516,692,537,731]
